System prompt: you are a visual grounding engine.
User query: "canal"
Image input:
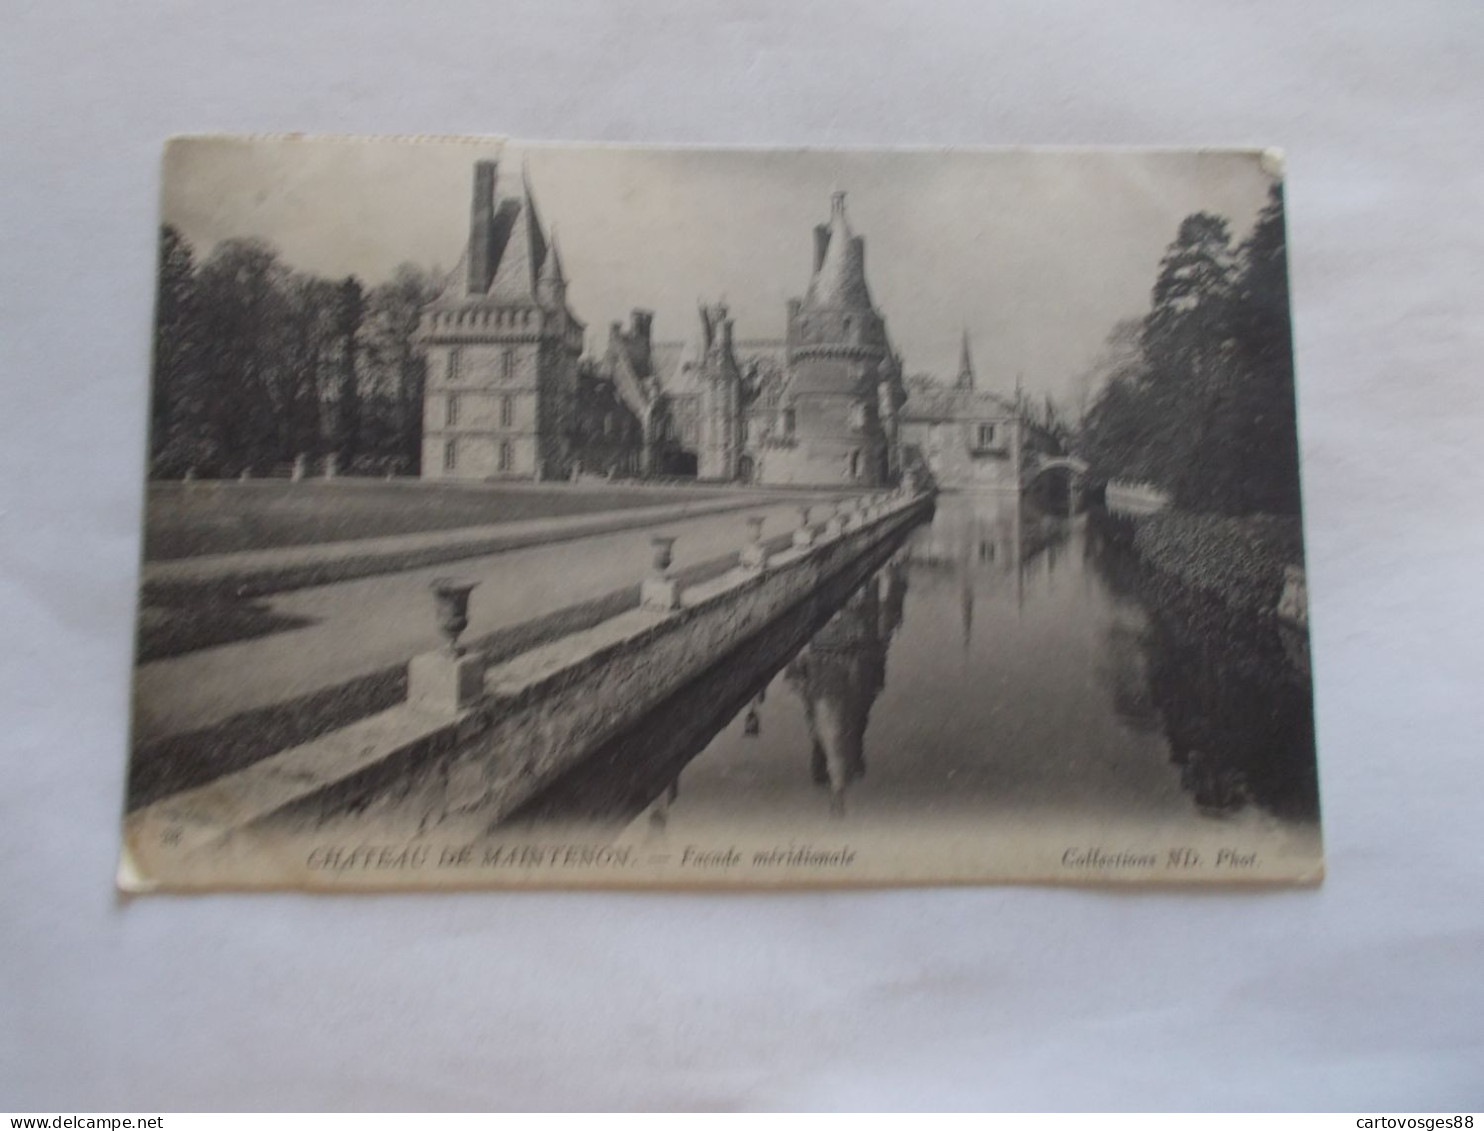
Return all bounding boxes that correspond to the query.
[510,492,1322,868]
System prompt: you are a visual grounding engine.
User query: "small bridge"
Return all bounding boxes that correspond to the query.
[1023,455,1090,514]
[1026,455,1089,481]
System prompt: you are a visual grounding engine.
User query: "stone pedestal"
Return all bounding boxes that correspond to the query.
[641,576,681,611]
[407,650,485,714]
[792,526,815,548]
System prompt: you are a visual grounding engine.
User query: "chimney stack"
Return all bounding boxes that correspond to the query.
[467,161,498,294]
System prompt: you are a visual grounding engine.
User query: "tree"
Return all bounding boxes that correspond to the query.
[1078,191,1304,517]
[330,276,365,461]
[150,226,202,475]
[1228,183,1301,514]
[192,238,292,473]
[361,264,439,472]
[147,237,437,478]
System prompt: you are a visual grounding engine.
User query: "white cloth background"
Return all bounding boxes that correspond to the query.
[1,0,1480,1111]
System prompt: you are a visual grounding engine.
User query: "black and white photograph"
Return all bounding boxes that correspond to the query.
[121,137,1321,889]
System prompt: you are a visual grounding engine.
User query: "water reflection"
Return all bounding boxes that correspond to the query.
[786,560,908,815]
[508,492,1319,838]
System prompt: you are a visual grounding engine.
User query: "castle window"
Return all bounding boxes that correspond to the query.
[977,423,997,448]
[849,450,861,479]
[443,440,457,471]
[446,394,459,427]
[783,408,796,437]
[501,395,514,427]
[447,348,461,384]
[498,441,513,472]
[502,349,515,381]
[741,419,750,444]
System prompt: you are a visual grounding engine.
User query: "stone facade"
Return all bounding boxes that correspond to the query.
[899,333,1022,492]
[421,170,984,490]
[419,161,585,481]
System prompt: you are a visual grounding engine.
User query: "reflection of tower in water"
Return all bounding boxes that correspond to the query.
[786,560,908,815]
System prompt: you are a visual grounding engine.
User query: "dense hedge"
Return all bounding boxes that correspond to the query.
[1132,511,1303,619]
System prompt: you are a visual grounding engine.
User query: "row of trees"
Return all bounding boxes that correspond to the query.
[150,226,442,478]
[1077,185,1302,516]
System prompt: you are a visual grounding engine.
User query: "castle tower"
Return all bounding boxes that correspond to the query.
[764,191,901,487]
[419,161,585,480]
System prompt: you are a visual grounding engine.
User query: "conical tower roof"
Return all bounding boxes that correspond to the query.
[804,192,874,311]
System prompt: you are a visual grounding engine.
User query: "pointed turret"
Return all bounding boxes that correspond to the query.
[804,191,873,310]
[955,330,976,391]
[537,231,567,308]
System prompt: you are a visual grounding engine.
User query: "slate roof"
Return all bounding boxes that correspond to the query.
[902,377,1015,422]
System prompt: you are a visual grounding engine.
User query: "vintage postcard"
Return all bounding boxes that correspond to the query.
[120,136,1322,890]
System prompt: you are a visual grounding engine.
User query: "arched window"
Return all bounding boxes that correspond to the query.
[446,348,461,383]
[446,394,459,427]
[443,440,457,471]
[500,396,513,427]
[498,441,513,472]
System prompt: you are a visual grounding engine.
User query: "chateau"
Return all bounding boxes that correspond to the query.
[421,162,1014,490]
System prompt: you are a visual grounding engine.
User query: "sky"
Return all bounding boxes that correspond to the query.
[162,137,1279,405]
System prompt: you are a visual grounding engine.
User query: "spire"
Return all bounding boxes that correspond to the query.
[537,230,566,303]
[956,329,976,391]
[804,190,873,310]
[544,230,565,282]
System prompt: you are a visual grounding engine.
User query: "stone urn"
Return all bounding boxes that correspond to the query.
[797,505,812,528]
[430,578,479,655]
[746,516,766,544]
[649,534,677,577]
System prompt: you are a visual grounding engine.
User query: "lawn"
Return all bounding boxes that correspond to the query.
[144,479,722,561]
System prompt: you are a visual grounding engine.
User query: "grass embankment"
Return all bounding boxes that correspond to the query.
[145,480,720,561]
[1131,511,1304,620]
